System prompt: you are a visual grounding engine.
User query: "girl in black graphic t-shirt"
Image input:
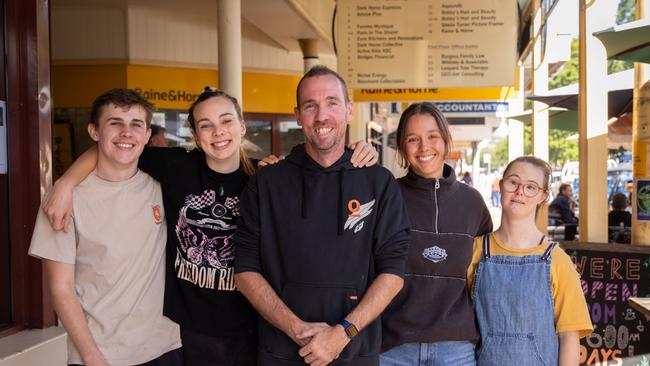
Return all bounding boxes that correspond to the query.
[140,89,260,365]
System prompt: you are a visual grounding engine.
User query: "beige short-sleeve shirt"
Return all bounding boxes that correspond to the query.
[29,171,181,365]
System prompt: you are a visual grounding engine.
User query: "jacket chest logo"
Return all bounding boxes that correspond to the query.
[345,199,375,234]
[423,245,447,263]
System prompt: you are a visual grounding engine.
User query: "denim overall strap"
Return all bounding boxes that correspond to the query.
[540,241,557,261]
[482,234,546,260]
[473,235,559,366]
[482,234,491,259]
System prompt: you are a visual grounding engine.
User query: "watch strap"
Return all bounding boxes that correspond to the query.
[339,319,359,339]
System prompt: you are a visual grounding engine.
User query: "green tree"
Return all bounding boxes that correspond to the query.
[549,39,579,89]
[512,125,577,168]
[608,0,636,73]
[616,0,635,24]
[484,137,509,170]
[549,129,579,167]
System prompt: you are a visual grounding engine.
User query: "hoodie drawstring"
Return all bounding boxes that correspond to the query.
[337,167,346,235]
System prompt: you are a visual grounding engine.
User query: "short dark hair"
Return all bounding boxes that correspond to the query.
[559,183,572,195]
[395,102,453,169]
[150,124,164,136]
[611,192,628,211]
[295,65,350,107]
[148,125,166,145]
[90,88,154,127]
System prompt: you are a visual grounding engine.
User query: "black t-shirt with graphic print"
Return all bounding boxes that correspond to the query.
[139,147,257,338]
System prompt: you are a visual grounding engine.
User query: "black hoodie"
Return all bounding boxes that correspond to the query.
[382,164,492,350]
[235,144,410,365]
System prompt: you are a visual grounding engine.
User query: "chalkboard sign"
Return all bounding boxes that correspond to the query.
[563,243,650,366]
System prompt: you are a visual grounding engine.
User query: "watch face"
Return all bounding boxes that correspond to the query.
[345,323,359,338]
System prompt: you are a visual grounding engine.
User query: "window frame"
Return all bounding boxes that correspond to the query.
[0,0,55,337]
[243,112,296,157]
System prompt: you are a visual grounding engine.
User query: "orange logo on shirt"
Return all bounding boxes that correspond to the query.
[348,199,361,217]
[152,205,162,224]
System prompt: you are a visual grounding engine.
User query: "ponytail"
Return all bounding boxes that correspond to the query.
[239,147,256,176]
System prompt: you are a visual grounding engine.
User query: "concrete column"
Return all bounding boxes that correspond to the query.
[217,0,243,106]
[531,0,549,233]
[632,0,650,245]
[531,103,549,161]
[531,1,549,162]
[508,65,525,162]
[508,119,524,162]
[349,102,367,144]
[577,0,612,243]
[298,39,320,73]
[508,64,526,162]
[471,141,480,185]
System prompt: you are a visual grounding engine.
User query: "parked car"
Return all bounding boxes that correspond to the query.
[566,162,632,203]
[607,162,633,202]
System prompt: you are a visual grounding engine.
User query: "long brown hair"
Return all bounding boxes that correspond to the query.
[188,87,255,176]
[395,102,453,169]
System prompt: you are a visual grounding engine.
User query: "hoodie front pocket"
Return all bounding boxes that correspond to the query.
[260,283,362,361]
[283,283,358,323]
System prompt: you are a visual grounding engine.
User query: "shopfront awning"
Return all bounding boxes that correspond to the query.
[528,88,632,119]
[509,109,632,147]
[593,19,650,64]
[527,69,633,119]
[508,108,578,132]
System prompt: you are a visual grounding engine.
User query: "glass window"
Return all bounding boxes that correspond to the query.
[244,120,272,159]
[279,121,303,157]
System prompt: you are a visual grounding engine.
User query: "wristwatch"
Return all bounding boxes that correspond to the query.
[339,319,359,339]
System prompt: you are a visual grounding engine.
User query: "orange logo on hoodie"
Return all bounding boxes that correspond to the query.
[348,199,361,217]
[152,205,162,224]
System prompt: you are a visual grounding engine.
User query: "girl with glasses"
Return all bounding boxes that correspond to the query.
[380,102,493,366]
[467,156,592,366]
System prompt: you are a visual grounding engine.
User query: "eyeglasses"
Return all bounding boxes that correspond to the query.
[502,177,544,197]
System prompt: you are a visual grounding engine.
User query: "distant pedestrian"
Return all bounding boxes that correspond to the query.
[462,172,473,186]
[147,124,168,147]
[491,176,500,207]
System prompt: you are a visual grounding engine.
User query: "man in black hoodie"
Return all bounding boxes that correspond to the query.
[235,66,410,366]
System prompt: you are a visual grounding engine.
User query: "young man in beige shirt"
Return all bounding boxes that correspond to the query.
[29,89,181,366]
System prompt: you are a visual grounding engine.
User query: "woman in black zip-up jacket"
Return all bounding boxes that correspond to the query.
[381,102,492,366]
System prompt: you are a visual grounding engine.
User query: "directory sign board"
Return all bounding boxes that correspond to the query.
[337,0,518,88]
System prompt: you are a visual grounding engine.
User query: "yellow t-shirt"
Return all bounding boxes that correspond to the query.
[467,233,593,338]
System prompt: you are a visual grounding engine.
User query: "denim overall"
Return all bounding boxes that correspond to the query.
[473,235,559,366]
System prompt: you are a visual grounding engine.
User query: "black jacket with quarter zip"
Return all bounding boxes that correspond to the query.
[235,144,410,365]
[381,164,492,351]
